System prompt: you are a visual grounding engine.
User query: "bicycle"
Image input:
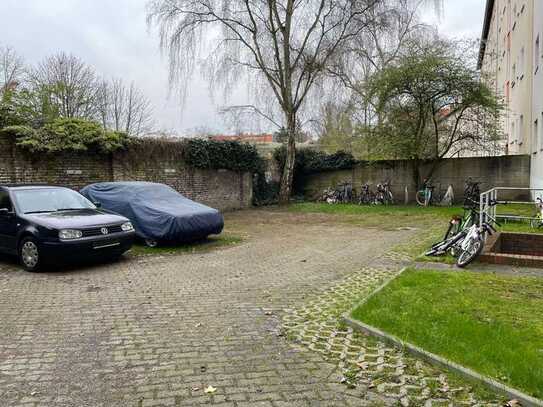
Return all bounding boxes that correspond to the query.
[319,183,353,204]
[463,178,481,208]
[319,187,339,204]
[426,199,479,257]
[416,178,442,206]
[531,197,543,228]
[337,182,353,203]
[358,183,375,205]
[456,212,499,268]
[375,181,394,205]
[425,199,500,267]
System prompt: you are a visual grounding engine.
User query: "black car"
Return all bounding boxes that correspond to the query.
[0,185,136,271]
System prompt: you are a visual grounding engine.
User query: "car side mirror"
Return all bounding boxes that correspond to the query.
[0,208,13,216]
[93,202,102,208]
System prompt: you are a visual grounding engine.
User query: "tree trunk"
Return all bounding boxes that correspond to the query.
[413,158,421,190]
[278,114,296,205]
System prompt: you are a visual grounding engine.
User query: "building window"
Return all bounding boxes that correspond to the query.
[511,120,515,144]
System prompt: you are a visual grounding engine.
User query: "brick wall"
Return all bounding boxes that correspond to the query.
[300,155,531,203]
[480,232,543,268]
[492,232,543,256]
[0,136,252,211]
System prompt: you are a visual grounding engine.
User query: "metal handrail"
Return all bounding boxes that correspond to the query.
[480,187,543,228]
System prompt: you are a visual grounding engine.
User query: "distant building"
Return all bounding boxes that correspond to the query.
[207,133,274,143]
[478,0,543,190]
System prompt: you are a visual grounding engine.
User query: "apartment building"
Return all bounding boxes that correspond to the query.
[532,0,543,190]
[478,0,543,189]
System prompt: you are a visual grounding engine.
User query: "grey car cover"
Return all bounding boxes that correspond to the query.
[81,182,224,242]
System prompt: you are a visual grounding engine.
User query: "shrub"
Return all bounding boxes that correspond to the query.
[1,118,128,153]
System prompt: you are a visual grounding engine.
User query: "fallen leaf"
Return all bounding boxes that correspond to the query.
[355,361,366,369]
[204,385,216,394]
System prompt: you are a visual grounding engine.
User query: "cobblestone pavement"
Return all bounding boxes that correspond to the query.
[0,210,501,406]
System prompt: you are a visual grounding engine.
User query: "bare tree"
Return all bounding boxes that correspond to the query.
[218,104,281,134]
[149,0,403,202]
[27,52,99,119]
[0,45,25,95]
[95,78,155,136]
[326,0,434,126]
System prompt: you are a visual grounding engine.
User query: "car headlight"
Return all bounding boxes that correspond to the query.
[59,229,83,240]
[121,222,134,232]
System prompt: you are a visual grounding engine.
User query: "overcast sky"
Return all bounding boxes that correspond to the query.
[0,0,486,135]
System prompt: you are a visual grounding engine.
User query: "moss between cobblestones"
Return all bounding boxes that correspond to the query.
[128,234,243,257]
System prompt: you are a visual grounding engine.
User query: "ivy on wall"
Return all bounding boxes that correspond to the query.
[274,146,356,174]
[183,139,264,173]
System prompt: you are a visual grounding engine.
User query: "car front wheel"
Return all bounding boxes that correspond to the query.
[19,237,42,272]
[144,239,158,247]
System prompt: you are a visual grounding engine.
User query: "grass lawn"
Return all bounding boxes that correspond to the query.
[129,234,243,256]
[352,269,543,398]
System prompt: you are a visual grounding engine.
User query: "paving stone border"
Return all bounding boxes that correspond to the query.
[281,263,504,406]
[341,268,543,407]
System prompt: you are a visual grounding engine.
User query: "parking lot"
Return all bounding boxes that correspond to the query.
[0,209,414,407]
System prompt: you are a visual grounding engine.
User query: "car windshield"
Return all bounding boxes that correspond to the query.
[13,188,96,214]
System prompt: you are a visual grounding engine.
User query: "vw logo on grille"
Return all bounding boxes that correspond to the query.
[101,227,109,235]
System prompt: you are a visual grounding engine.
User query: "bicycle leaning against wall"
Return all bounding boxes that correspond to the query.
[375,181,394,205]
[463,178,481,206]
[358,183,375,205]
[416,178,440,206]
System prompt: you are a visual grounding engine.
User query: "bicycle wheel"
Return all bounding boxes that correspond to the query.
[456,237,484,268]
[386,191,394,205]
[415,191,426,206]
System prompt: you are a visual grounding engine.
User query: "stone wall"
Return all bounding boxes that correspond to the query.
[0,136,252,211]
[301,155,531,203]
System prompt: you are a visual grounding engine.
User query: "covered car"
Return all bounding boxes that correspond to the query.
[80,182,224,245]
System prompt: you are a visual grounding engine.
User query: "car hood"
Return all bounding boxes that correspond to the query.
[22,209,129,229]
